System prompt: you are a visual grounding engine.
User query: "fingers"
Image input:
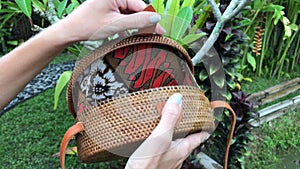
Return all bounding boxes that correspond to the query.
[116,0,147,11]
[159,132,210,168]
[181,132,210,153]
[110,12,161,34]
[128,93,182,159]
[151,93,182,137]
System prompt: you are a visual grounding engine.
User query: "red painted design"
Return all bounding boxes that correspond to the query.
[77,101,85,114]
[112,43,194,91]
[115,46,130,59]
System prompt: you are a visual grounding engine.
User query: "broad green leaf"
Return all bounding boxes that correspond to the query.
[213,74,225,88]
[167,0,180,16]
[15,0,32,18]
[164,0,180,36]
[290,23,298,31]
[54,71,72,110]
[222,91,232,100]
[57,0,68,18]
[209,63,220,75]
[246,53,256,71]
[263,3,284,25]
[181,32,207,45]
[71,0,80,8]
[0,0,2,10]
[32,0,45,12]
[199,69,208,81]
[171,7,193,40]
[152,0,165,14]
[227,79,236,90]
[181,0,195,8]
[54,0,60,10]
[66,3,74,14]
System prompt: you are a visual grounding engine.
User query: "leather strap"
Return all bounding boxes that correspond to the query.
[60,122,84,169]
[211,101,236,169]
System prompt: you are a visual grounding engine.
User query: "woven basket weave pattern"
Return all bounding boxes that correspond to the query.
[63,34,216,163]
[75,86,214,162]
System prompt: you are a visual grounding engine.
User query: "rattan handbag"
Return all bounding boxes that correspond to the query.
[59,6,236,169]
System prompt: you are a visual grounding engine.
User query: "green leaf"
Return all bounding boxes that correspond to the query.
[247,53,256,71]
[213,74,225,88]
[15,0,32,18]
[2,1,20,10]
[181,0,195,8]
[171,7,193,40]
[222,92,232,100]
[57,0,68,18]
[181,32,207,45]
[209,63,220,75]
[0,13,15,28]
[167,0,180,16]
[71,0,80,8]
[54,71,72,110]
[163,0,180,36]
[199,69,208,81]
[66,3,74,14]
[32,0,45,12]
[7,40,18,46]
[152,0,165,14]
[0,0,2,10]
[54,0,60,10]
[263,3,284,25]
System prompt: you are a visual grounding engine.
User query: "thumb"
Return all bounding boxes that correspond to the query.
[128,93,183,159]
[113,12,161,32]
[150,93,183,138]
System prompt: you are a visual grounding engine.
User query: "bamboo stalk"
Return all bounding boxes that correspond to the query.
[249,95,300,127]
[247,78,300,104]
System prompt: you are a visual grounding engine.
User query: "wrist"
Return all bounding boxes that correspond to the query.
[43,21,79,47]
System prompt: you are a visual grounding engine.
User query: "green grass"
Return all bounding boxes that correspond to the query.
[0,88,125,169]
[241,71,300,169]
[245,109,300,169]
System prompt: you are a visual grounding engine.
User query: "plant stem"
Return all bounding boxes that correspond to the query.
[192,21,224,65]
[192,0,248,66]
[291,31,300,71]
[275,29,298,79]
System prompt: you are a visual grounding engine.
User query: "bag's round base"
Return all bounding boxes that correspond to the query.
[74,86,215,163]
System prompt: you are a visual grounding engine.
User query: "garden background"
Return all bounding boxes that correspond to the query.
[0,0,299,168]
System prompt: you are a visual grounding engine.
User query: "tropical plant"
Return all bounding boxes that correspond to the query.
[241,0,300,79]
[204,91,257,169]
[181,0,256,168]
[0,0,83,55]
[152,0,207,45]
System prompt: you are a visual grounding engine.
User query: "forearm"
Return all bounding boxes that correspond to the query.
[0,22,75,109]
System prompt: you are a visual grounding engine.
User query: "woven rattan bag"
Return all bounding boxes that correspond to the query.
[59,6,236,169]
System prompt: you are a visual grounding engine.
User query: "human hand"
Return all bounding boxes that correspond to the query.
[125,93,210,169]
[57,0,165,42]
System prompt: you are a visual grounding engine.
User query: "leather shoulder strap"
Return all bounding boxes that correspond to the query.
[211,101,236,169]
[60,122,84,169]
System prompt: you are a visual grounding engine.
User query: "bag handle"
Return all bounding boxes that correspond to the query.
[211,101,236,169]
[60,122,84,169]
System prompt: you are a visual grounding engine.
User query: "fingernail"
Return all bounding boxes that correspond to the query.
[203,132,210,140]
[150,14,161,24]
[169,93,183,105]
